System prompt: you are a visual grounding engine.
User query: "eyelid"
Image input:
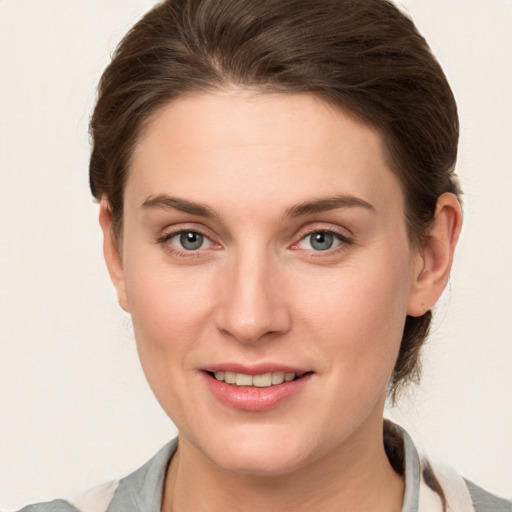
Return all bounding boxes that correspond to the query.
[156,224,222,256]
[157,222,215,241]
[291,223,353,244]
[296,232,342,251]
[169,231,213,250]
[155,222,353,257]
[289,224,354,254]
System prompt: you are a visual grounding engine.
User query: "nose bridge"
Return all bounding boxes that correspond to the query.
[216,241,290,343]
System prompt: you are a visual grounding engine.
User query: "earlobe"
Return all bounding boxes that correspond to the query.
[98,200,130,312]
[407,193,463,317]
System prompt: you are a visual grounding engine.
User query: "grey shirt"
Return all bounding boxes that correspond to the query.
[12,423,511,512]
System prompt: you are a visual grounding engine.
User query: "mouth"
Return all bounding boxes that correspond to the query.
[206,370,307,387]
[201,367,313,411]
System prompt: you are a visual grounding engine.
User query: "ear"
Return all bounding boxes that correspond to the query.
[407,193,463,317]
[99,199,130,312]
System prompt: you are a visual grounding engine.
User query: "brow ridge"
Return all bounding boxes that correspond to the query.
[285,195,375,217]
[141,193,374,221]
[141,194,221,220]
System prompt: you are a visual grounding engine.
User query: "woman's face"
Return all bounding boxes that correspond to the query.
[106,91,425,475]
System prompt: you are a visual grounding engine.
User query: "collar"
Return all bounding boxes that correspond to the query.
[85,422,479,512]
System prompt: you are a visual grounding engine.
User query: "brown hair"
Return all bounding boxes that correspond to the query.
[89,0,461,399]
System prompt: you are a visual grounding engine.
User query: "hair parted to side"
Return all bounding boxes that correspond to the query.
[89,0,461,400]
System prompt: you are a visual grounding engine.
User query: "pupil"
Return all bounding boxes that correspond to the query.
[311,232,333,251]
[180,232,203,250]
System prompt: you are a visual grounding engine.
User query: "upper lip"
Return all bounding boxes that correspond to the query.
[202,363,310,375]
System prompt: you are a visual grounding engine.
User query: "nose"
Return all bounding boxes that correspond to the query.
[215,249,291,344]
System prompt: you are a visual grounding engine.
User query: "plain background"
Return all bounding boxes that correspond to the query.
[0,0,511,508]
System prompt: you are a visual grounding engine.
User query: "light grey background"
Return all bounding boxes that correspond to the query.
[1,0,511,508]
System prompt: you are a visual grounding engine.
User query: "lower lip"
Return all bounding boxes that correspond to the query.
[202,372,313,411]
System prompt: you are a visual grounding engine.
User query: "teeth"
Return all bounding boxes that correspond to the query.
[212,371,299,387]
[235,373,253,386]
[271,372,285,385]
[224,372,236,384]
[253,373,272,387]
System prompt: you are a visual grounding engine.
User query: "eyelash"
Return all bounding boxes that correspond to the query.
[156,227,353,258]
[290,228,353,256]
[156,228,218,259]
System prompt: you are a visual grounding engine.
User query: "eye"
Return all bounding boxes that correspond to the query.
[174,231,206,250]
[164,230,212,251]
[297,231,345,251]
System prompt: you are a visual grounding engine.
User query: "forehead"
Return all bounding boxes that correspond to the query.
[127,91,403,217]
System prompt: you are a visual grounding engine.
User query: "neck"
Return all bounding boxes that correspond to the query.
[162,418,404,512]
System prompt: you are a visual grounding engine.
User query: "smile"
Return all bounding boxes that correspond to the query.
[203,368,313,411]
[212,371,301,387]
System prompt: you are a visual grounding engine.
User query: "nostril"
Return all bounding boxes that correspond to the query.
[214,268,292,343]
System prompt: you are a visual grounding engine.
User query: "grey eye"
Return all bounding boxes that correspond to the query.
[309,232,334,251]
[179,232,205,250]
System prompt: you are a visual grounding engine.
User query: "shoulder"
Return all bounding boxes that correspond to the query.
[420,455,511,512]
[415,438,511,512]
[6,439,178,512]
[7,501,79,512]
[464,480,512,512]
[6,480,119,512]
[387,421,511,512]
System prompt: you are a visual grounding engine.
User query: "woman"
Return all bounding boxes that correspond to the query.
[8,0,511,511]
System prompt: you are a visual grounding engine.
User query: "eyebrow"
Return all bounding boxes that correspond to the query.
[141,195,222,221]
[141,193,375,221]
[285,195,375,217]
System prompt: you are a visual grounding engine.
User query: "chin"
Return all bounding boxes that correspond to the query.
[195,423,320,477]
[213,448,307,477]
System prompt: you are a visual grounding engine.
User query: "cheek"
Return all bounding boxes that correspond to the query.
[124,260,215,356]
[122,262,219,420]
[294,256,411,381]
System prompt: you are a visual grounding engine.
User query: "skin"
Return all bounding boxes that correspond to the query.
[100,90,462,512]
